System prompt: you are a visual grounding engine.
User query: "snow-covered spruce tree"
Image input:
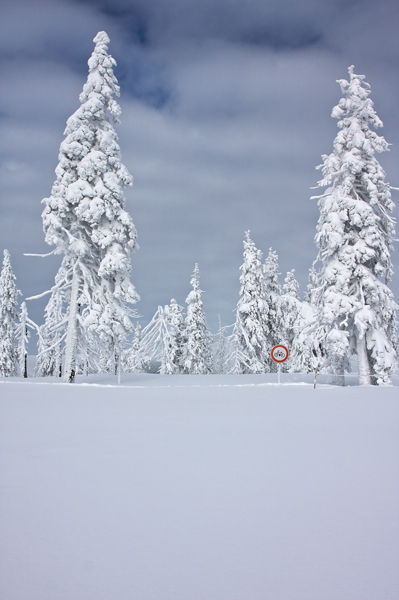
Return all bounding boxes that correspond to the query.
[313,66,398,385]
[231,232,269,373]
[280,270,301,370]
[124,323,149,373]
[35,271,66,377]
[214,316,230,374]
[16,302,39,378]
[166,299,186,373]
[141,300,186,374]
[264,248,284,371]
[0,250,21,377]
[184,264,213,374]
[289,266,324,374]
[304,265,318,303]
[39,31,138,382]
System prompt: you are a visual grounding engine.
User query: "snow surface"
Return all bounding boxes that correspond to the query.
[1,373,399,600]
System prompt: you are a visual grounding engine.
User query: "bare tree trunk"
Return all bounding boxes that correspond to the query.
[357,334,371,385]
[64,267,80,383]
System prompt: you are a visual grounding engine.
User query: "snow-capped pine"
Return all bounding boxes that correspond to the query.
[40,31,139,382]
[0,250,20,377]
[264,248,284,371]
[16,302,40,378]
[214,316,230,374]
[184,264,213,374]
[166,299,186,373]
[35,274,66,377]
[124,323,149,373]
[280,270,301,369]
[231,232,269,373]
[313,66,398,385]
[140,300,186,374]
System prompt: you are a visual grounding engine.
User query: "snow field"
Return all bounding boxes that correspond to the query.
[1,375,398,600]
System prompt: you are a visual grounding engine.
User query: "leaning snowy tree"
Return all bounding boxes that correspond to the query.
[231,232,269,374]
[30,31,139,382]
[0,250,20,377]
[312,66,398,385]
[140,300,185,374]
[184,264,213,374]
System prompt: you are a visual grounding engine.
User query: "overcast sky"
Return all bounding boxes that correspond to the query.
[0,0,398,334]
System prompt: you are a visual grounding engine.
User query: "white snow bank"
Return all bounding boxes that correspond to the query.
[1,377,398,600]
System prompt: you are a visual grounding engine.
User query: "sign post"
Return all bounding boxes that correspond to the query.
[271,345,289,384]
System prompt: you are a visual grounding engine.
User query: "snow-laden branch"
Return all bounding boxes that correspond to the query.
[36,331,67,360]
[24,250,57,258]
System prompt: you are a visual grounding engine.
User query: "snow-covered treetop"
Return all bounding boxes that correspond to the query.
[79,31,122,123]
[264,248,281,296]
[239,231,265,300]
[186,263,202,303]
[42,31,136,262]
[319,67,390,190]
[315,65,396,283]
[0,249,20,310]
[283,269,299,299]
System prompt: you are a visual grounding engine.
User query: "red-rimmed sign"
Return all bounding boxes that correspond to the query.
[271,345,289,363]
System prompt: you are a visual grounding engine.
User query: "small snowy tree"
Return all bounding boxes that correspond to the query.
[35,274,66,377]
[124,323,149,373]
[214,316,230,374]
[16,302,39,378]
[166,299,186,373]
[304,265,318,303]
[280,270,301,370]
[0,250,20,377]
[141,300,186,374]
[289,267,325,374]
[184,264,213,374]
[36,31,139,382]
[312,66,398,385]
[264,248,284,371]
[289,301,324,374]
[231,232,269,373]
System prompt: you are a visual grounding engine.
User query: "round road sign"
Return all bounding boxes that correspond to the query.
[271,345,289,363]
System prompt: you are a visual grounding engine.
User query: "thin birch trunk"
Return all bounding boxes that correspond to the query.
[64,267,80,383]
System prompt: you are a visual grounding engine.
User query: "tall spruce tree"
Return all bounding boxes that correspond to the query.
[231,232,268,373]
[313,66,398,385]
[0,250,20,377]
[36,31,139,382]
[184,264,213,374]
